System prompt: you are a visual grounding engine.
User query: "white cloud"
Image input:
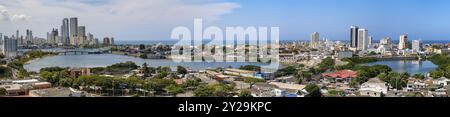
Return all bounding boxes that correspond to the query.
[0,0,240,40]
[0,5,30,22]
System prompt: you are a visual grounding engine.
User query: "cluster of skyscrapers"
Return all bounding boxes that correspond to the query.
[0,17,116,58]
[0,33,18,58]
[49,17,99,46]
[308,25,424,56]
[350,26,373,51]
[0,29,38,58]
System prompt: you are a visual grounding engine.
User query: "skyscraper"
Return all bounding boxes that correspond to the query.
[77,26,86,37]
[398,34,408,50]
[16,30,19,40]
[310,32,319,49]
[350,26,359,48]
[77,26,86,45]
[103,37,111,46]
[2,36,18,58]
[61,18,70,45]
[412,40,422,52]
[368,36,373,48]
[26,29,33,45]
[357,28,369,51]
[47,29,59,44]
[70,17,78,37]
[70,17,78,45]
[380,37,392,45]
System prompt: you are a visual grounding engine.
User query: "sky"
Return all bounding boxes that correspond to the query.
[1,0,450,41]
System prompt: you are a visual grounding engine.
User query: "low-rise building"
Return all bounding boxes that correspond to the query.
[224,68,257,78]
[0,84,26,96]
[322,70,358,84]
[359,78,389,97]
[32,82,52,89]
[433,77,450,86]
[69,68,91,78]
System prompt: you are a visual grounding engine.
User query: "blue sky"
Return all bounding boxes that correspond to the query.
[218,0,450,41]
[1,0,450,41]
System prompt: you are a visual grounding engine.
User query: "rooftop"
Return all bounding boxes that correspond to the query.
[225,68,257,74]
[322,70,358,79]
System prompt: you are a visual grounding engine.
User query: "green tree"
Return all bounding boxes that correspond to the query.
[139,54,148,59]
[177,66,188,75]
[0,88,7,96]
[182,79,200,89]
[304,84,322,97]
[318,57,335,71]
[0,66,12,78]
[327,90,344,97]
[165,84,184,97]
[142,63,150,76]
[368,51,377,56]
[429,70,444,79]
[139,44,146,50]
[295,70,312,84]
[387,72,407,90]
[239,65,261,71]
[59,78,73,87]
[413,74,425,80]
[194,83,234,97]
[274,66,297,77]
[244,78,265,89]
[238,90,253,97]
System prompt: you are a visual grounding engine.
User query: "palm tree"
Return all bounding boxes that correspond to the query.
[296,70,312,84]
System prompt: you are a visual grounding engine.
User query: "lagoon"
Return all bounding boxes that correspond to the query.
[24,54,269,72]
[363,60,438,74]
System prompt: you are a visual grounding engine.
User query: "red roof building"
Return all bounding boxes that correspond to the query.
[322,70,358,83]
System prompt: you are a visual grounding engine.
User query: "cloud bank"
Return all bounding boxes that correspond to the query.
[0,0,240,40]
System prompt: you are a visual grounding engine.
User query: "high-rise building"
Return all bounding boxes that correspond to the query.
[16,30,19,40]
[47,29,59,44]
[70,17,78,45]
[310,32,319,49]
[87,33,95,45]
[77,26,86,45]
[61,18,70,45]
[70,17,78,37]
[357,28,369,51]
[368,36,373,47]
[2,36,18,58]
[398,34,408,50]
[26,29,33,45]
[103,37,115,46]
[412,40,422,52]
[110,37,114,45]
[93,38,99,45]
[77,26,86,37]
[103,37,111,46]
[350,26,359,48]
[380,37,392,45]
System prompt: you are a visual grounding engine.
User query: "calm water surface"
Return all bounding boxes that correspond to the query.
[24,54,269,72]
[363,60,438,74]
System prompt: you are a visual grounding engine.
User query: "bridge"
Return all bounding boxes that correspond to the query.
[36,48,112,55]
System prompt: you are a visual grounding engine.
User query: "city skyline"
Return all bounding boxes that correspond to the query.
[1,0,450,41]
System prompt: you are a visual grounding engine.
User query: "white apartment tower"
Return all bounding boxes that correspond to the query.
[310,32,320,49]
[357,28,369,51]
[398,34,408,50]
[412,40,422,52]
